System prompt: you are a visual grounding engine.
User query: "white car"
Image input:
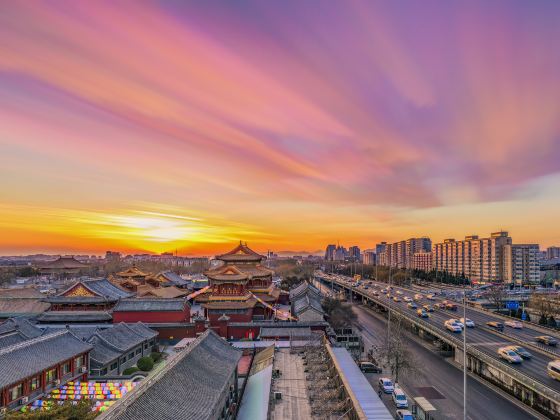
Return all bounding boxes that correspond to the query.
[396,410,414,420]
[445,320,462,333]
[378,377,394,393]
[505,320,523,329]
[396,290,403,295]
[448,318,464,329]
[498,347,523,363]
[392,387,409,408]
[460,318,475,328]
[403,296,412,302]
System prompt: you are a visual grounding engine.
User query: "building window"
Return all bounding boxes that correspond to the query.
[9,383,23,401]
[100,368,108,376]
[110,362,118,371]
[144,343,148,349]
[128,352,134,360]
[121,357,126,364]
[149,340,155,346]
[75,356,84,369]
[136,348,141,355]
[46,368,57,383]
[62,361,71,375]
[30,376,41,391]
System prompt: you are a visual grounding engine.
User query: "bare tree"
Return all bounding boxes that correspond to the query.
[375,317,417,383]
[486,286,506,311]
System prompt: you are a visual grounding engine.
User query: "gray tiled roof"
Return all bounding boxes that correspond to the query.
[55,279,133,301]
[0,318,43,339]
[292,293,323,316]
[159,271,189,287]
[98,330,241,420]
[113,298,189,312]
[289,281,320,300]
[41,326,101,341]
[0,331,28,348]
[92,323,156,353]
[46,296,115,304]
[89,336,123,366]
[260,327,312,337]
[0,330,92,389]
[36,311,113,323]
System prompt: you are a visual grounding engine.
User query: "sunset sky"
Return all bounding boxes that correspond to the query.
[1,1,559,256]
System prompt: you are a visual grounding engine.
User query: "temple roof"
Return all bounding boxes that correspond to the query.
[289,281,320,300]
[215,242,265,263]
[0,297,50,318]
[204,264,248,282]
[36,311,113,323]
[56,278,134,300]
[116,266,150,278]
[0,330,93,389]
[136,285,188,299]
[0,318,43,339]
[36,256,89,269]
[153,271,189,287]
[203,298,257,310]
[97,330,241,420]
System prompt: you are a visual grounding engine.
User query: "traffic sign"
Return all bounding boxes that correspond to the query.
[505,301,519,310]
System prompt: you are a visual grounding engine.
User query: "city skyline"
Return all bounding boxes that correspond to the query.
[1,1,560,255]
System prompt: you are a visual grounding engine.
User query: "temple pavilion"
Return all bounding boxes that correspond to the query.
[200,242,279,324]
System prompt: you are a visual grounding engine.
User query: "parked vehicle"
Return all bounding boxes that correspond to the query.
[507,346,532,359]
[396,410,414,420]
[407,302,418,309]
[498,347,523,364]
[392,387,409,408]
[378,377,394,393]
[358,361,382,373]
[547,360,560,381]
[536,336,558,346]
[486,321,504,331]
[460,318,475,328]
[505,320,523,329]
[423,305,434,312]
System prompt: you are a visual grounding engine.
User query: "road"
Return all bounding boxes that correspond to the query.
[352,304,535,420]
[320,273,560,396]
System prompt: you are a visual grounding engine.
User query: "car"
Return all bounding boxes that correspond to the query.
[407,302,418,309]
[372,291,379,296]
[508,346,532,359]
[393,296,401,302]
[547,360,560,381]
[426,294,435,300]
[417,309,429,318]
[381,288,388,293]
[359,361,382,373]
[414,294,423,301]
[403,296,412,302]
[536,336,558,346]
[498,347,523,363]
[433,303,442,310]
[460,318,475,328]
[396,290,403,295]
[423,305,434,312]
[378,377,394,393]
[505,320,523,329]
[445,303,458,311]
[392,387,409,408]
[386,293,392,298]
[486,321,504,331]
[445,320,462,333]
[448,318,464,328]
[396,410,414,420]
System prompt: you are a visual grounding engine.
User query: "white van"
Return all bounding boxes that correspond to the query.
[547,360,560,381]
[392,387,409,408]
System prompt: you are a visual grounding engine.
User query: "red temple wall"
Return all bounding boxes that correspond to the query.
[113,309,189,324]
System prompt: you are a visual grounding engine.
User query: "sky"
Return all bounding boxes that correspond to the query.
[0,0,559,256]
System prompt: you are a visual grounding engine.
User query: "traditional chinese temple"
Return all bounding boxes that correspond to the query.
[36,256,89,276]
[199,242,279,325]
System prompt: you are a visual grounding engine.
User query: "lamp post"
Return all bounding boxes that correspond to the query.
[463,277,467,420]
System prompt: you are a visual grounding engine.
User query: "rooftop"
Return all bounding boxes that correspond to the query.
[215,242,266,263]
[113,298,189,312]
[98,330,242,420]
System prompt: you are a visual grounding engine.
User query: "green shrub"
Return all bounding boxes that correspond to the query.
[137,357,154,372]
[123,367,140,375]
[150,351,162,362]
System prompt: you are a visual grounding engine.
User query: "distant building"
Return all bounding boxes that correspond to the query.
[35,256,89,276]
[348,246,361,262]
[325,244,336,261]
[334,246,348,261]
[503,244,540,285]
[362,250,376,265]
[376,238,431,269]
[546,247,560,260]
[105,251,121,262]
[412,251,433,272]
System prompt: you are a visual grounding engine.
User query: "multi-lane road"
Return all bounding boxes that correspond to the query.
[318,273,560,399]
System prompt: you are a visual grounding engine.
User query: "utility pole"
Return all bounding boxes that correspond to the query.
[463,277,467,420]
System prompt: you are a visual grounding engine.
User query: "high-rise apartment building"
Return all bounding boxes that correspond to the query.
[375,242,387,256]
[334,245,348,261]
[546,247,560,260]
[412,251,433,272]
[362,250,376,265]
[434,231,512,283]
[503,244,540,285]
[324,244,336,261]
[377,237,431,269]
[348,246,361,261]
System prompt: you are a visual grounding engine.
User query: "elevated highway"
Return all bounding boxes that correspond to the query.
[316,272,560,418]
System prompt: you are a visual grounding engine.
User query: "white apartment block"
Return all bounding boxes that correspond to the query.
[504,244,540,285]
[377,237,431,269]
